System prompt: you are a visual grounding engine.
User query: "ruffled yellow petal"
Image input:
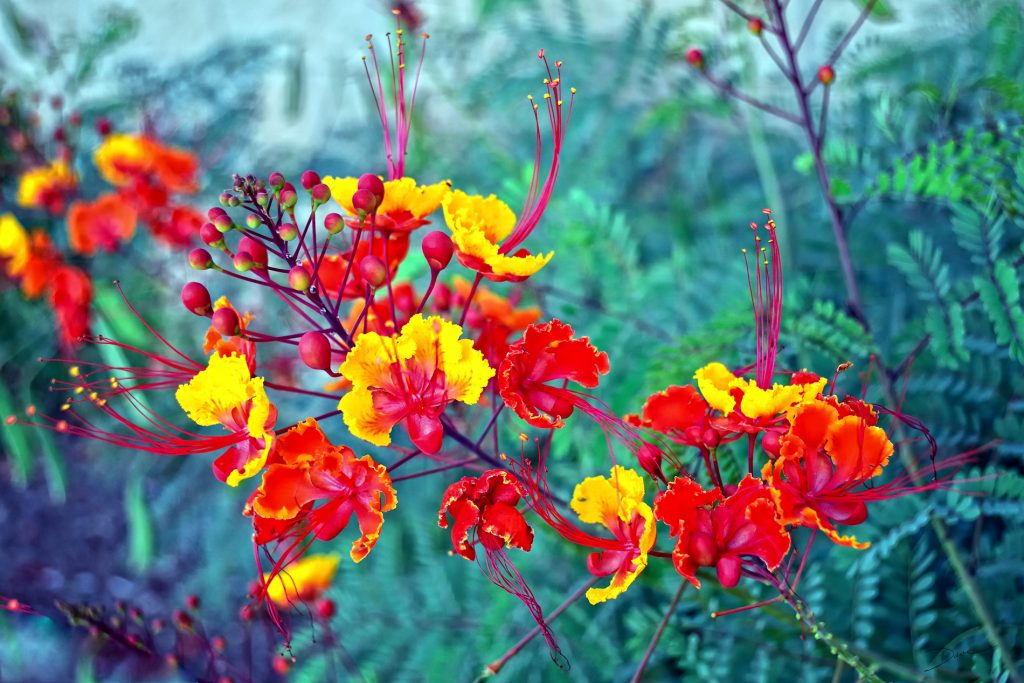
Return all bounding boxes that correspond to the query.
[586,502,656,604]
[175,354,264,427]
[338,386,394,446]
[399,315,493,403]
[224,434,274,488]
[446,338,494,404]
[323,176,359,215]
[0,213,30,276]
[338,331,414,389]
[94,134,152,186]
[264,554,341,607]
[378,177,451,217]
[694,362,738,414]
[571,465,646,529]
[443,190,516,243]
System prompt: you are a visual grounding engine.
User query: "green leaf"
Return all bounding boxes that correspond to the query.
[0,382,32,486]
[125,470,155,572]
[850,0,896,20]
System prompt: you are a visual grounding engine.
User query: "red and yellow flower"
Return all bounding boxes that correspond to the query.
[0,214,30,277]
[654,475,790,588]
[443,190,553,282]
[323,176,450,233]
[263,554,340,608]
[175,352,276,486]
[337,314,493,454]
[16,160,77,214]
[94,133,198,193]
[570,466,656,604]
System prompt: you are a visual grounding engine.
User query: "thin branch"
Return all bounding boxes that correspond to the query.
[807,0,878,95]
[697,70,803,125]
[793,0,825,53]
[629,580,687,682]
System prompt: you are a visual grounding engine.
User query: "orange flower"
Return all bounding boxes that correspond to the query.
[94,134,198,193]
[626,384,711,450]
[439,469,534,561]
[654,475,790,588]
[762,397,894,549]
[48,265,93,347]
[67,194,137,256]
[263,554,340,608]
[21,230,62,299]
[250,418,396,562]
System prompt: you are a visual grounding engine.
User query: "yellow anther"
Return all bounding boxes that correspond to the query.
[527,94,533,100]
[69,366,80,377]
[533,104,539,111]
[518,433,528,442]
[60,403,70,411]
[557,100,562,106]
[74,387,84,395]
[543,93,550,99]
[570,87,577,94]
[88,392,98,401]
[543,78,550,84]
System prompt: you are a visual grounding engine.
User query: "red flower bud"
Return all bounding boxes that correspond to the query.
[299,331,332,371]
[747,17,764,35]
[200,222,225,249]
[68,111,82,127]
[211,635,226,652]
[189,248,213,270]
[324,212,344,234]
[53,127,65,143]
[818,65,836,85]
[219,192,239,207]
[431,282,452,311]
[351,188,379,215]
[232,252,254,272]
[268,172,285,191]
[685,47,705,69]
[421,230,453,270]
[761,430,782,458]
[237,237,268,269]
[702,427,721,449]
[239,604,255,622]
[185,594,201,610]
[181,282,212,316]
[636,442,666,484]
[301,170,321,190]
[288,265,311,292]
[316,598,336,620]
[311,182,332,206]
[211,307,241,337]
[96,117,112,136]
[280,188,298,210]
[172,609,193,631]
[357,173,386,202]
[358,255,388,288]
[272,657,292,675]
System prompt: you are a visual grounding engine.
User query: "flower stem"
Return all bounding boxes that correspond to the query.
[629,579,687,683]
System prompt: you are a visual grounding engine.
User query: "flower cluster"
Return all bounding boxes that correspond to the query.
[9,19,969,674]
[0,95,203,347]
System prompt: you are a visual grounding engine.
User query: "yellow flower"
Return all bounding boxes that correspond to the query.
[322,176,451,231]
[694,362,827,419]
[337,314,494,452]
[443,190,553,279]
[175,353,273,485]
[94,134,152,186]
[16,160,76,209]
[694,362,738,414]
[571,466,656,604]
[264,554,340,607]
[0,213,30,276]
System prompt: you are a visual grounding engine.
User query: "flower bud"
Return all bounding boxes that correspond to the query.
[301,170,321,190]
[358,255,388,288]
[288,266,311,292]
[818,65,836,85]
[211,307,241,337]
[747,17,764,35]
[272,657,291,675]
[233,251,254,272]
[316,598,336,620]
[185,595,201,610]
[702,427,721,449]
[172,609,193,632]
[209,209,233,233]
[280,188,298,210]
[211,635,226,652]
[245,213,262,229]
[237,237,268,270]
[324,212,344,234]
[357,173,386,203]
[219,192,239,208]
[68,111,82,127]
[636,442,666,484]
[181,282,212,316]
[299,331,332,371]
[189,248,214,270]
[255,190,269,208]
[351,188,378,215]
[761,430,782,458]
[421,231,454,270]
[238,604,255,622]
[96,117,112,136]
[268,172,285,191]
[278,222,298,241]
[53,127,65,143]
[685,47,705,69]
[311,182,331,207]
[200,222,226,249]
[431,282,452,311]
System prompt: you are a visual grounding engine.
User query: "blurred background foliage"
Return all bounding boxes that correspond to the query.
[2,0,1024,681]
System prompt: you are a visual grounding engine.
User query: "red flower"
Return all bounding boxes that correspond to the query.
[67,194,137,256]
[498,319,610,429]
[438,469,534,560]
[626,384,711,450]
[48,265,93,346]
[654,475,790,588]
